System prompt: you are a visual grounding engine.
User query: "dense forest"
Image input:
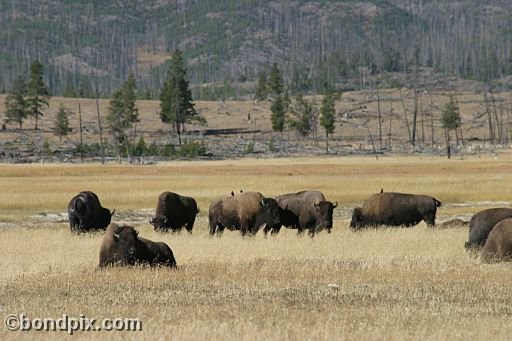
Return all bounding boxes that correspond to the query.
[1,0,512,99]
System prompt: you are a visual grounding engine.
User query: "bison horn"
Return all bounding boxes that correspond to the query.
[113,232,120,240]
[110,209,116,217]
[261,198,268,208]
[149,218,154,225]
[314,202,320,208]
[333,202,338,208]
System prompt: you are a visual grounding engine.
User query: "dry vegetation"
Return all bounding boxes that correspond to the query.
[1,155,512,340]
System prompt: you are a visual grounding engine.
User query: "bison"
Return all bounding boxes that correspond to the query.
[433,218,468,229]
[67,191,114,233]
[481,218,512,263]
[99,223,177,268]
[209,191,281,236]
[264,190,338,237]
[350,191,441,230]
[149,191,199,233]
[464,208,512,251]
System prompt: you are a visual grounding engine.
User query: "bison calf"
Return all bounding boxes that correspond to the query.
[150,191,199,233]
[481,218,512,263]
[350,191,441,230]
[99,223,177,268]
[68,191,114,233]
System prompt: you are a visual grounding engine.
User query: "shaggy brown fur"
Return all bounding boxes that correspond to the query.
[268,190,338,236]
[68,191,114,233]
[99,223,176,268]
[150,191,198,233]
[209,191,281,236]
[481,218,512,263]
[350,192,441,230]
[465,208,512,251]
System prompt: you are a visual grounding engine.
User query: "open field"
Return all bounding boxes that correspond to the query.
[1,155,512,340]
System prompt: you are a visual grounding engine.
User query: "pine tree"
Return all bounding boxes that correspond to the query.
[4,77,28,129]
[27,60,50,130]
[268,63,284,98]
[440,95,460,159]
[107,74,139,161]
[320,88,336,153]
[271,95,286,135]
[288,94,313,137]
[254,71,269,102]
[160,49,203,146]
[53,103,72,142]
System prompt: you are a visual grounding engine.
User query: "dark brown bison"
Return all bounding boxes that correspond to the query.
[464,208,512,251]
[264,190,338,237]
[209,191,281,236]
[433,218,468,229]
[68,191,114,233]
[481,218,512,263]
[99,223,176,268]
[350,192,441,230]
[149,191,199,233]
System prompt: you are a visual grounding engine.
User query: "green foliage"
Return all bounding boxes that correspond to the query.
[440,95,461,130]
[178,141,207,158]
[254,71,269,101]
[270,95,286,133]
[42,139,52,157]
[268,63,284,97]
[245,142,255,154]
[26,60,50,129]
[160,49,205,139]
[107,73,139,146]
[4,77,28,129]
[53,103,72,141]
[320,88,336,136]
[288,94,314,137]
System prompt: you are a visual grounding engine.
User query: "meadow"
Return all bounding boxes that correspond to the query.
[1,154,512,340]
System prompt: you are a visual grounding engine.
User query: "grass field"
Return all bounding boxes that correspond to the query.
[1,155,512,340]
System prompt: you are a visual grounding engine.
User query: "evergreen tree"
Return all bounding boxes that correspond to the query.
[288,94,313,137]
[107,73,140,160]
[440,95,460,159]
[271,95,286,135]
[160,49,204,146]
[4,77,28,129]
[268,63,284,97]
[254,71,269,101]
[53,103,72,142]
[27,60,50,130]
[320,88,336,153]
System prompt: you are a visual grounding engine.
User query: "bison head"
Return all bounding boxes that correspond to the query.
[112,225,139,265]
[98,208,115,229]
[258,197,282,230]
[149,215,168,231]
[314,201,338,233]
[350,207,364,230]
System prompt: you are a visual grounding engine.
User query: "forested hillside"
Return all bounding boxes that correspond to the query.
[1,0,512,98]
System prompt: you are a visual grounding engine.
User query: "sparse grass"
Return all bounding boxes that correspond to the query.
[1,155,512,340]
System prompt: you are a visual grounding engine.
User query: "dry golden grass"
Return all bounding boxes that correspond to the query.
[1,155,512,340]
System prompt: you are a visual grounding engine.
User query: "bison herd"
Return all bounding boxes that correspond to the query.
[67,189,512,267]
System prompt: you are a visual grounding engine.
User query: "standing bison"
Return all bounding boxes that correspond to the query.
[264,190,338,237]
[67,191,114,233]
[480,218,512,263]
[209,191,281,236]
[99,223,177,268]
[350,191,441,229]
[464,208,512,251]
[150,191,199,233]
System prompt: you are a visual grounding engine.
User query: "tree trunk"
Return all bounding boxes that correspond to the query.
[445,128,451,159]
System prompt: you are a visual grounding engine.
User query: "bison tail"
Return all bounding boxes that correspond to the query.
[433,198,442,207]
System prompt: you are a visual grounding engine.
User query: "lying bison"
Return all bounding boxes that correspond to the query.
[481,218,512,263]
[209,191,281,236]
[264,190,338,237]
[464,208,512,251]
[433,218,468,229]
[99,223,176,268]
[68,191,114,233]
[350,191,441,230]
[150,191,199,233]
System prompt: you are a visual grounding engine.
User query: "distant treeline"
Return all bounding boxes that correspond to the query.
[1,0,512,99]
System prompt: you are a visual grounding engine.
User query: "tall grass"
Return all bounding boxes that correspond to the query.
[1,155,512,339]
